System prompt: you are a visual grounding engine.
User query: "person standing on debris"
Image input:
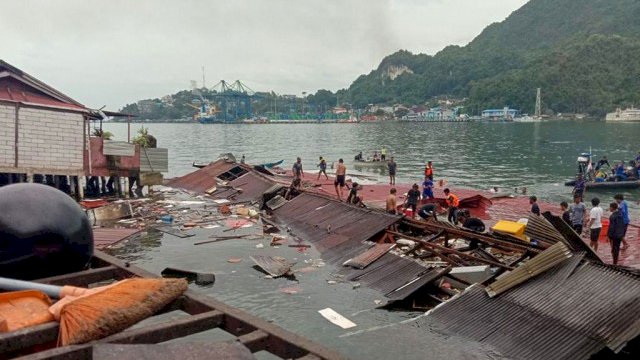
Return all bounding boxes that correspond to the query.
[317,156,328,180]
[240,155,246,164]
[560,201,571,224]
[586,197,603,252]
[529,196,540,216]
[425,161,434,181]
[334,159,347,201]
[569,195,586,235]
[381,147,387,161]
[404,183,421,218]
[386,188,398,215]
[443,188,459,224]
[422,176,434,199]
[292,157,304,180]
[614,194,630,250]
[387,156,397,185]
[608,202,625,265]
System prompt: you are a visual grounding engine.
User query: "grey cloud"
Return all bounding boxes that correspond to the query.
[0,0,527,109]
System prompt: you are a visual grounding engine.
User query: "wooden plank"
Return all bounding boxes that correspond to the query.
[103,141,135,157]
[238,329,269,352]
[36,265,124,286]
[102,310,224,344]
[0,322,59,354]
[14,345,92,360]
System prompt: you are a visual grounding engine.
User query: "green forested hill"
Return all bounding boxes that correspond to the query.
[344,0,640,115]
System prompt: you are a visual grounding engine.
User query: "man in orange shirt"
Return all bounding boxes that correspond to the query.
[443,188,459,224]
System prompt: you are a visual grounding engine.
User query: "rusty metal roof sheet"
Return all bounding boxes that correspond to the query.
[212,172,279,204]
[92,227,142,249]
[273,193,444,300]
[166,160,239,193]
[344,243,395,269]
[428,256,640,359]
[348,253,449,300]
[273,192,400,264]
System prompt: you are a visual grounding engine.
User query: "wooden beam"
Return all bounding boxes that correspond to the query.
[36,265,125,286]
[102,310,224,344]
[238,329,269,352]
[0,322,58,354]
[387,231,514,270]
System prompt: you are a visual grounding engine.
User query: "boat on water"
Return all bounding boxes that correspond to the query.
[564,152,640,189]
[353,159,387,169]
[513,115,542,123]
[605,107,640,122]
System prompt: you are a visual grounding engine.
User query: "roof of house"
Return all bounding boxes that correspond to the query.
[0,59,87,112]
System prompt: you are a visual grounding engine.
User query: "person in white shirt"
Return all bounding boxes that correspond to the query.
[586,197,603,252]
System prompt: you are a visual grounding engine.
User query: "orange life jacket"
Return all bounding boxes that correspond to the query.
[425,166,433,177]
[446,194,459,207]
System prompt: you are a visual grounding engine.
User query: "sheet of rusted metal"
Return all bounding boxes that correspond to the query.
[273,193,400,265]
[92,227,142,249]
[165,160,241,193]
[427,256,640,359]
[1,250,344,360]
[344,243,395,269]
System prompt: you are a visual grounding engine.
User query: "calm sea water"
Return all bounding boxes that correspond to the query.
[104,120,638,359]
[105,120,640,202]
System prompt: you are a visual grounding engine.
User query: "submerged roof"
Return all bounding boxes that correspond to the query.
[0,60,87,111]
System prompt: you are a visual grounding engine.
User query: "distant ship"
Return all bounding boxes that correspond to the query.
[605,107,640,122]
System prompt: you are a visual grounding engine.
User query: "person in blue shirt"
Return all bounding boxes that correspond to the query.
[608,202,626,265]
[422,177,434,199]
[614,194,630,250]
[317,156,328,180]
[614,162,628,181]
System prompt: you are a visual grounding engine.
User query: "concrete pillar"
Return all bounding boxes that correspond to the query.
[77,176,85,200]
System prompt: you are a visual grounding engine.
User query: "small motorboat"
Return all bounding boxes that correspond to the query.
[353,159,388,169]
[564,152,640,189]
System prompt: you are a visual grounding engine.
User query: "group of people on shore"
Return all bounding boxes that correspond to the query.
[530,193,631,265]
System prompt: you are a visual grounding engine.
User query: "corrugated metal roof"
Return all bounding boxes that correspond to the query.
[92,227,142,249]
[212,172,279,204]
[428,256,640,359]
[273,192,400,265]
[166,160,240,193]
[485,242,573,297]
[525,213,566,247]
[542,211,601,262]
[344,243,395,269]
[273,194,447,300]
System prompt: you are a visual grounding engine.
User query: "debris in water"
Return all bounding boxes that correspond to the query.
[250,255,295,277]
[227,257,243,263]
[255,243,264,249]
[318,308,356,329]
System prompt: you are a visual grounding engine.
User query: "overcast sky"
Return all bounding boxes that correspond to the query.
[0,0,528,109]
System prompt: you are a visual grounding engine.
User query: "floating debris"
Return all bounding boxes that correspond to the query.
[318,308,356,329]
[250,255,294,277]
